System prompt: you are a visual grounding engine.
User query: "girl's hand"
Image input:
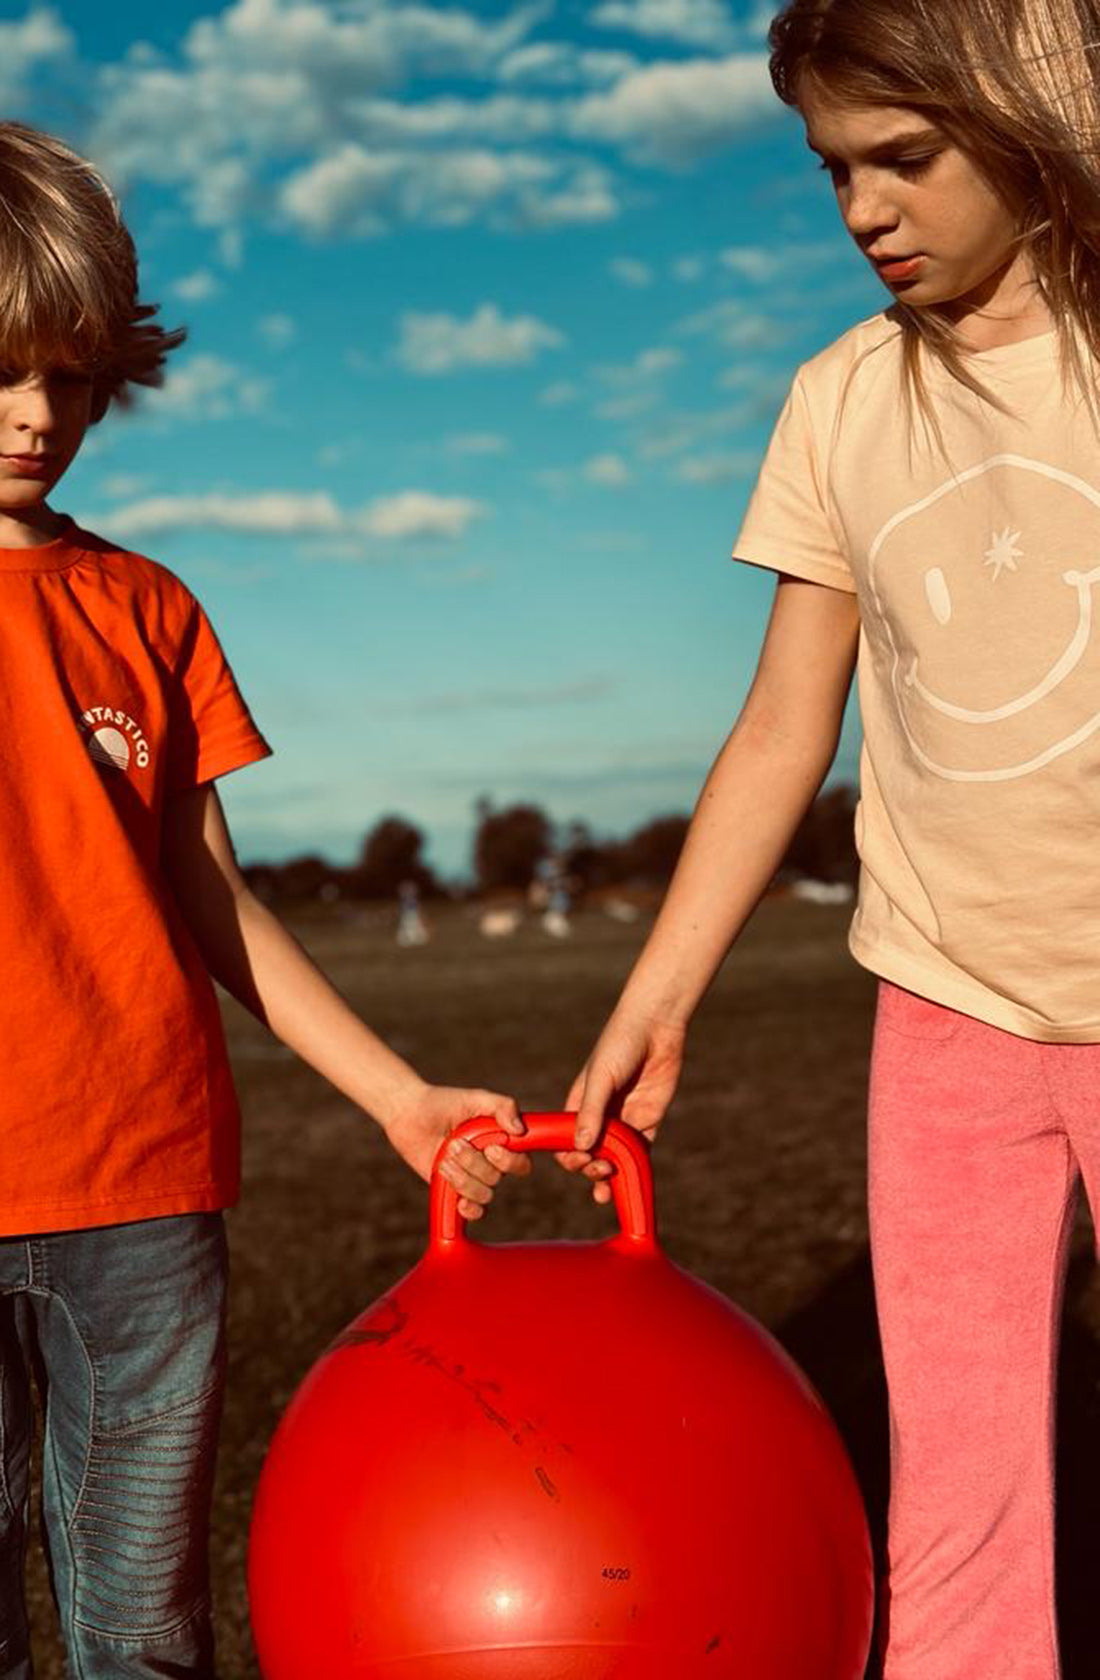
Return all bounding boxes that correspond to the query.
[556,1011,686,1204]
[380,1083,531,1221]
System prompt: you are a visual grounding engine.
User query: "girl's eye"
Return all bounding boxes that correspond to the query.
[896,154,938,177]
[818,153,940,180]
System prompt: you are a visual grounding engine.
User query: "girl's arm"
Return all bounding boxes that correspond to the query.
[160,790,531,1221]
[564,572,860,1180]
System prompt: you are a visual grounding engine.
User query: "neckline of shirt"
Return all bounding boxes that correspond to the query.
[0,514,88,572]
[960,327,1057,366]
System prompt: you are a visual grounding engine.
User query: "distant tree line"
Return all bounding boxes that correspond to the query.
[241,785,859,906]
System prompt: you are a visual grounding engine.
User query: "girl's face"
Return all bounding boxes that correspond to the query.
[798,87,1047,338]
[0,365,94,542]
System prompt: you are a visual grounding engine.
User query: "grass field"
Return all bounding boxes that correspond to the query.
[23,895,1100,1677]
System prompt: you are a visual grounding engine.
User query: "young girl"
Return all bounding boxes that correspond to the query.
[558,1,1100,1674]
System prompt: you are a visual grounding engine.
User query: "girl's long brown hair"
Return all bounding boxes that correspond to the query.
[768,0,1100,462]
[0,121,185,424]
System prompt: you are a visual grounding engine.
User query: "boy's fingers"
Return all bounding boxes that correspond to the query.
[472,1091,524,1136]
[484,1143,531,1178]
[448,1138,500,1191]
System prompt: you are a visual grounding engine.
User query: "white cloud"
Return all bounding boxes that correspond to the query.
[100,488,488,543]
[635,398,769,458]
[258,313,297,348]
[171,268,221,301]
[80,0,771,249]
[394,303,566,374]
[674,448,763,483]
[150,354,272,419]
[675,298,788,350]
[539,381,580,406]
[595,390,659,421]
[720,239,848,282]
[100,473,152,500]
[585,453,632,486]
[277,140,617,236]
[446,433,510,455]
[589,0,739,51]
[673,255,705,281]
[609,257,653,287]
[570,52,774,166]
[597,345,682,382]
[0,7,74,108]
[88,0,624,240]
[499,43,638,86]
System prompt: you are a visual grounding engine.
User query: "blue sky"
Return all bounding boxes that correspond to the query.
[4,0,884,877]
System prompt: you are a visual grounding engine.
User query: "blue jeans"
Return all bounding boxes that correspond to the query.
[0,1213,228,1679]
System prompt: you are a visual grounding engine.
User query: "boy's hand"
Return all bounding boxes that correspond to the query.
[555,1011,686,1204]
[380,1083,531,1221]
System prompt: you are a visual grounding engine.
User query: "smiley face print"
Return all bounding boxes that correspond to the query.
[865,453,1100,781]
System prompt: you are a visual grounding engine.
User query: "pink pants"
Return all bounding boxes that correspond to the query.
[869,979,1100,1680]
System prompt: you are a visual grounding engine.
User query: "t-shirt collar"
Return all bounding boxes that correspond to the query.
[0,513,85,572]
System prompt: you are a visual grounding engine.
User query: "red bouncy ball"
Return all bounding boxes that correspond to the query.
[248,1115,874,1678]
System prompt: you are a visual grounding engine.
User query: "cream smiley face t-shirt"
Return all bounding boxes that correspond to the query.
[732,310,1100,1041]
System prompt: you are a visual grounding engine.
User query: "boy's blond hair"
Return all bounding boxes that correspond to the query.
[0,121,185,424]
[768,0,1100,469]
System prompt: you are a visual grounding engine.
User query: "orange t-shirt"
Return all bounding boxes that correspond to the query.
[0,515,271,1234]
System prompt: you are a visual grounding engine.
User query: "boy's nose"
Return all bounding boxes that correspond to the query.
[11,385,58,435]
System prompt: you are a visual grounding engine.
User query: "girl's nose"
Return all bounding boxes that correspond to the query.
[843,179,899,241]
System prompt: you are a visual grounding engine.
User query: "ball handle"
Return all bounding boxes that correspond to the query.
[429,1112,658,1249]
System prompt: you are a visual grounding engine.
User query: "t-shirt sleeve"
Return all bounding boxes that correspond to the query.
[165,594,272,794]
[730,367,856,594]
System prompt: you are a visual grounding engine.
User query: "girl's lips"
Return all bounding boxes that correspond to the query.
[876,254,925,280]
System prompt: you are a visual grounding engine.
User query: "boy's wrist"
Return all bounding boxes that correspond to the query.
[363,1063,429,1134]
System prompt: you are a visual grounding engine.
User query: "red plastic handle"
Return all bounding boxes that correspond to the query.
[429,1112,657,1250]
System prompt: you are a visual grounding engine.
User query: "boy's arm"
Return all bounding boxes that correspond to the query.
[160,786,530,1218]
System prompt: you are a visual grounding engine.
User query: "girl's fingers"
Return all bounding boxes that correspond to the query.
[564,1069,588,1112]
[553,1149,614,1180]
[574,1065,617,1152]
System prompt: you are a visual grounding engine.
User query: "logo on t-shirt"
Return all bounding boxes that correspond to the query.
[78,705,151,772]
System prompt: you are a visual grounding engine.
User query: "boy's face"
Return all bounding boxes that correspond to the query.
[799,88,1044,337]
[0,365,95,542]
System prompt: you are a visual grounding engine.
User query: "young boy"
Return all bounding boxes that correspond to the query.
[0,118,531,1679]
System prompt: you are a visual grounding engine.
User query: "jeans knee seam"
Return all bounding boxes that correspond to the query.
[92,1376,223,1441]
[72,1593,213,1647]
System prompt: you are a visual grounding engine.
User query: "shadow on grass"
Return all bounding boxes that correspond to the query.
[775,1247,1100,1680]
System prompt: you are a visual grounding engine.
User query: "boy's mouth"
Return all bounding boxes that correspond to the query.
[2,454,55,478]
